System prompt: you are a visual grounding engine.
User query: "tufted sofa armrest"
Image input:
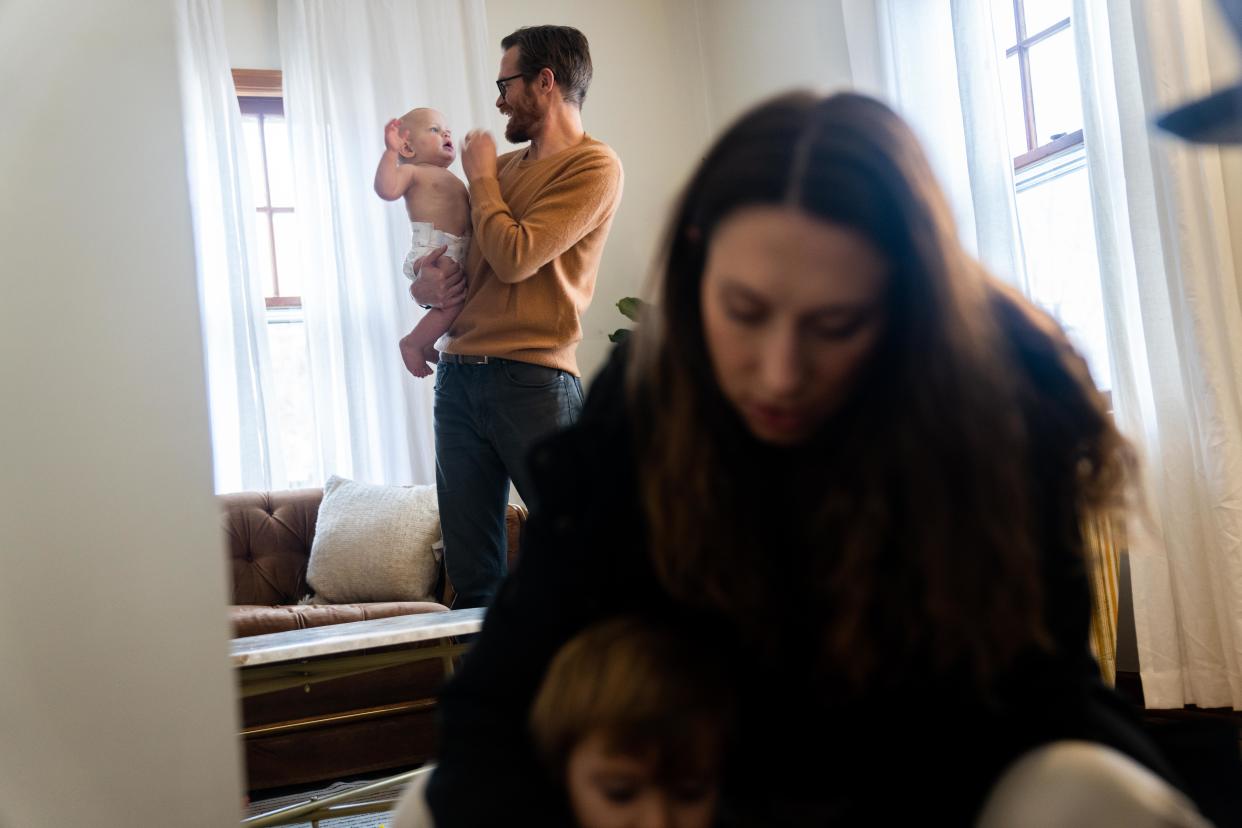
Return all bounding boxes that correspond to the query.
[222,488,322,606]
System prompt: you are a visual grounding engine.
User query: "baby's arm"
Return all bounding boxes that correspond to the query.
[374,119,417,200]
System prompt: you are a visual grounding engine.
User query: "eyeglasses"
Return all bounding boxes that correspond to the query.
[496,73,525,99]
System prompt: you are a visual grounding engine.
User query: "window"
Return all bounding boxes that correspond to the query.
[233,69,319,489]
[993,0,1083,169]
[991,1,1112,392]
[239,96,301,308]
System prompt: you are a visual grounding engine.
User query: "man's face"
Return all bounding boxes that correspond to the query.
[496,46,540,144]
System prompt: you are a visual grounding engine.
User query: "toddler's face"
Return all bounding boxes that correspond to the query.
[401,109,455,167]
[565,732,719,828]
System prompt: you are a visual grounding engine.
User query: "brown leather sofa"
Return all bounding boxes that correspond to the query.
[221,487,525,793]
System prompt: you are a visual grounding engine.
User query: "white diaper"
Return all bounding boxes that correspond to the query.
[402,222,470,281]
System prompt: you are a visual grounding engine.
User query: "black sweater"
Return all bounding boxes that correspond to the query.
[426,338,1173,826]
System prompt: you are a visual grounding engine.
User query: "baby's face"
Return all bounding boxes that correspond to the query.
[400,109,455,167]
[565,733,719,828]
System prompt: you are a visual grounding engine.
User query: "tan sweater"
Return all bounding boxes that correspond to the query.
[443,134,623,376]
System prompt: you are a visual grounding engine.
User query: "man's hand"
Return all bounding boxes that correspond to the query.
[462,130,498,183]
[385,118,409,154]
[409,246,467,309]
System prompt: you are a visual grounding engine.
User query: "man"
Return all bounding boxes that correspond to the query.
[410,25,623,609]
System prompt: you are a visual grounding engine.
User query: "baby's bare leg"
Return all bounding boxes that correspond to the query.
[399,306,461,378]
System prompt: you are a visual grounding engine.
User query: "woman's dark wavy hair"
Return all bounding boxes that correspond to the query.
[628,91,1133,689]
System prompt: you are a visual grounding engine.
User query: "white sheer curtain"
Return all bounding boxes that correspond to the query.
[175,0,286,493]
[276,0,493,486]
[948,0,1028,290]
[843,0,1242,707]
[1074,0,1242,710]
[842,0,1026,288]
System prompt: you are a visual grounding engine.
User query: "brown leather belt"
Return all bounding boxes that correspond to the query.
[437,353,500,365]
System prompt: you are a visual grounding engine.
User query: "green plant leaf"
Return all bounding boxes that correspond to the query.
[608,328,631,343]
[617,297,646,322]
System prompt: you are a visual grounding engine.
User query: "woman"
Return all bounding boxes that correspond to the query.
[422,92,1201,826]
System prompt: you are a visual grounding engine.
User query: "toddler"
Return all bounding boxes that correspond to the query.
[529,616,735,828]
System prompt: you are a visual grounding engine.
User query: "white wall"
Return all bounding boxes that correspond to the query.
[0,3,242,826]
[693,0,854,132]
[222,0,280,69]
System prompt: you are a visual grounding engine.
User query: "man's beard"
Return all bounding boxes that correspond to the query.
[504,96,537,143]
[504,122,528,143]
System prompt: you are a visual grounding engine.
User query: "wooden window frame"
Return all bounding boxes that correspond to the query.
[1016,127,1084,170]
[234,70,299,311]
[232,68,282,98]
[1000,1,1083,171]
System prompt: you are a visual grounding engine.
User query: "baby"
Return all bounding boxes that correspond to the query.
[374,107,471,378]
[529,616,735,828]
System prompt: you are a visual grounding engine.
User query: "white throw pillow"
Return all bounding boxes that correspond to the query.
[306,475,442,603]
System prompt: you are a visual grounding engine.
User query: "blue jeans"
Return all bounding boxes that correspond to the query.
[433,359,584,608]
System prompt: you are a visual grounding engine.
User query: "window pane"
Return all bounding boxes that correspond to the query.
[1015,159,1111,390]
[271,211,301,298]
[263,115,294,207]
[265,311,319,489]
[1000,54,1029,156]
[1028,28,1083,144]
[1023,0,1071,37]
[253,214,276,297]
[241,114,269,208]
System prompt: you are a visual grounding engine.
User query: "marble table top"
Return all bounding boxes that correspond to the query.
[230,607,486,668]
